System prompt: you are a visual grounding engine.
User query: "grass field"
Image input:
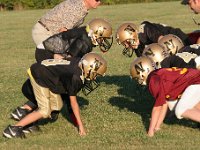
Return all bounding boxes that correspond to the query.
[1,1,200,149]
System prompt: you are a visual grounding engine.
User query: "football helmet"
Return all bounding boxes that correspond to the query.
[142,43,169,68]
[130,56,156,85]
[116,22,139,57]
[158,34,184,55]
[79,52,107,95]
[87,18,113,52]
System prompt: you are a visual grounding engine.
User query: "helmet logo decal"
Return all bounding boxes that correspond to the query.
[135,62,145,75]
[95,26,106,36]
[90,58,102,72]
[163,39,178,54]
[124,25,135,35]
[144,48,155,57]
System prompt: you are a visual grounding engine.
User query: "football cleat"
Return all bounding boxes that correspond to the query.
[11,107,31,121]
[49,110,60,122]
[3,125,25,138]
[22,122,40,134]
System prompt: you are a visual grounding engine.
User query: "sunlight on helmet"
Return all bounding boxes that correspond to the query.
[116,22,139,57]
[142,43,169,68]
[130,56,156,85]
[87,18,113,52]
[158,34,184,55]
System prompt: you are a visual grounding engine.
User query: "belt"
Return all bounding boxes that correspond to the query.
[38,20,50,31]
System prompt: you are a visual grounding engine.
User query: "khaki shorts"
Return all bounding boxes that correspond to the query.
[32,22,53,46]
[27,68,63,118]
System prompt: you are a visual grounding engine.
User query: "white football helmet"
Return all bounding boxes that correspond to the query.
[130,56,156,85]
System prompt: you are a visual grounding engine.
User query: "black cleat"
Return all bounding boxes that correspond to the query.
[3,125,25,139]
[11,107,30,121]
[50,110,60,122]
[23,123,40,134]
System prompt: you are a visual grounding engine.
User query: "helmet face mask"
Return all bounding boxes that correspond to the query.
[79,53,107,95]
[96,37,113,52]
[158,34,184,55]
[87,18,113,52]
[116,23,139,57]
[130,56,156,85]
[82,79,100,96]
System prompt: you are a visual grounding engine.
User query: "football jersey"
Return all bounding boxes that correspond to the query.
[161,54,196,68]
[136,21,192,57]
[187,31,200,44]
[179,44,200,55]
[36,26,93,62]
[30,57,83,96]
[148,68,200,107]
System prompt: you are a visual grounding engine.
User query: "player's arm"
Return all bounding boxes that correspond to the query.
[148,105,162,137]
[69,96,86,136]
[58,27,67,33]
[154,103,168,131]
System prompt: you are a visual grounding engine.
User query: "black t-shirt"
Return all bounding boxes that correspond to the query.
[136,21,192,57]
[30,57,83,96]
[179,44,200,55]
[161,55,196,68]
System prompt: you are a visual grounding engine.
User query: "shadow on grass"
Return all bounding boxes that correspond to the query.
[101,75,199,130]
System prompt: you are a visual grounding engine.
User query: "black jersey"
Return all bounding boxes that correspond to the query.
[179,44,200,55]
[62,26,93,57]
[160,55,196,68]
[136,21,192,57]
[30,57,83,96]
[36,26,93,62]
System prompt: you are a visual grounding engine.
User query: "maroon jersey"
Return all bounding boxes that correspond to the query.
[148,68,200,107]
[187,31,200,44]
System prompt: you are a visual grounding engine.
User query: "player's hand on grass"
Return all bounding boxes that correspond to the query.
[154,127,161,132]
[78,125,86,136]
[147,129,155,137]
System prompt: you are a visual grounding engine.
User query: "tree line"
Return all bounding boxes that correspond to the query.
[0,0,177,11]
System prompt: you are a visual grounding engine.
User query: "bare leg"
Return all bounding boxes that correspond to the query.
[194,102,200,110]
[15,111,43,127]
[22,104,33,111]
[182,108,200,122]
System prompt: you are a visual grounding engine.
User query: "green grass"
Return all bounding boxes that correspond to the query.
[1,1,200,149]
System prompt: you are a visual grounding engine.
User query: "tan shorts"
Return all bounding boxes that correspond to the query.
[32,22,53,46]
[27,68,63,118]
